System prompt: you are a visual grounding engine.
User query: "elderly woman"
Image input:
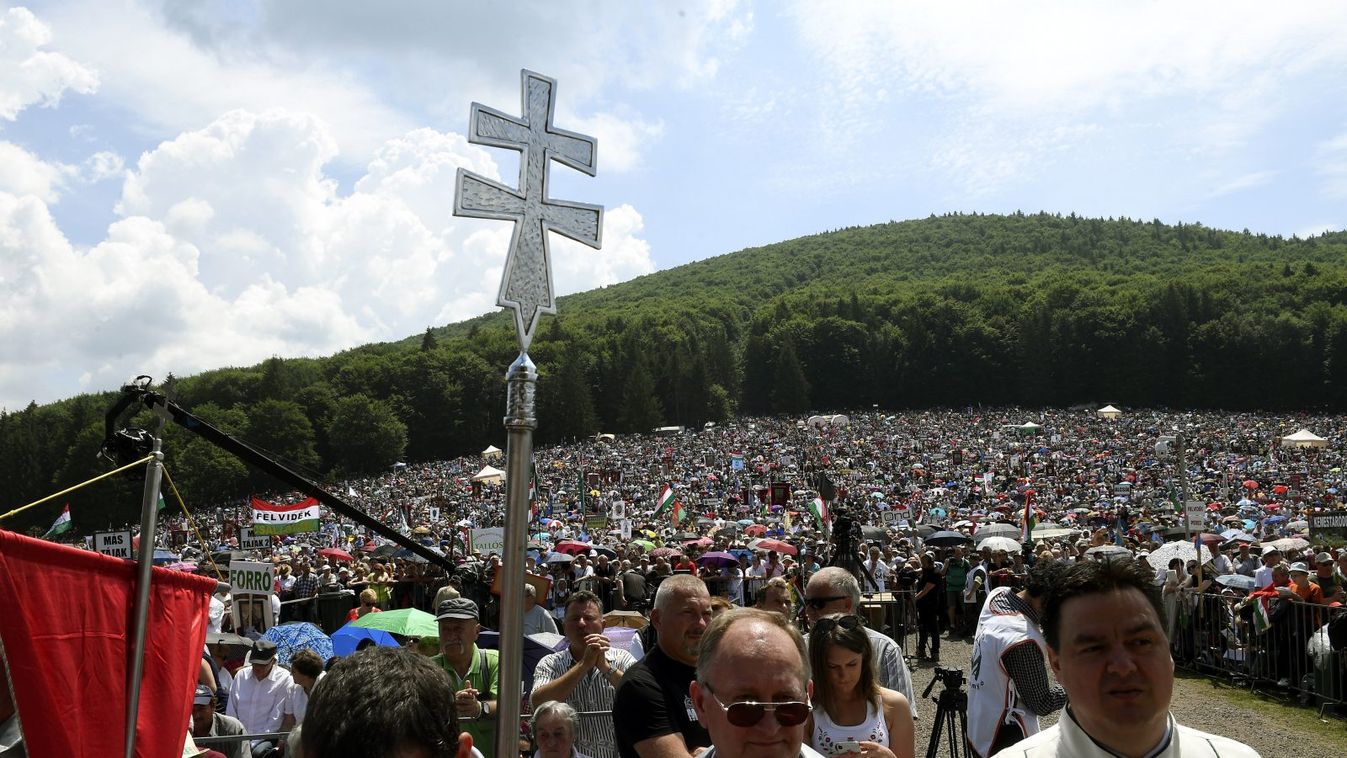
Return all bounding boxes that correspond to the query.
[531,701,592,758]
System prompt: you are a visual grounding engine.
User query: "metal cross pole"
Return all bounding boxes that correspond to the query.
[454,69,602,758]
[124,434,165,758]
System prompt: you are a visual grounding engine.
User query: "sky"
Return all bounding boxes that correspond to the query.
[3,1,1347,412]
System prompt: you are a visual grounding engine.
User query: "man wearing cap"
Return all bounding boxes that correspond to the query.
[227,640,296,757]
[431,598,500,758]
[1253,548,1281,589]
[192,683,246,758]
[1310,552,1342,602]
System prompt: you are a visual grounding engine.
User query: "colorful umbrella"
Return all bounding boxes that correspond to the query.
[696,551,740,569]
[331,622,400,657]
[349,608,439,639]
[554,540,594,555]
[753,539,798,556]
[262,622,334,666]
[318,547,354,562]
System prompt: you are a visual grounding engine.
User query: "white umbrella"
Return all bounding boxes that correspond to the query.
[977,535,1023,553]
[978,523,1021,538]
[1085,544,1133,559]
[1267,536,1310,552]
[1145,540,1212,570]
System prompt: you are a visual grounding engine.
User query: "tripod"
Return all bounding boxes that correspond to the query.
[923,667,969,758]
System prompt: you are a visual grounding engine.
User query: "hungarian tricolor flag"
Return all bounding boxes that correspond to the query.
[671,499,688,524]
[809,497,830,531]
[528,463,538,521]
[251,497,320,535]
[42,504,72,539]
[654,485,675,517]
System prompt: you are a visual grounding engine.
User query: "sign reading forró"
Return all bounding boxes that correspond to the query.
[229,560,276,632]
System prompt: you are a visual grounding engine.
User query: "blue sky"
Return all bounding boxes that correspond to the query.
[3,1,1347,411]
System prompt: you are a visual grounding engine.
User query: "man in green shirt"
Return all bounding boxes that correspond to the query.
[943,546,971,636]
[430,598,501,757]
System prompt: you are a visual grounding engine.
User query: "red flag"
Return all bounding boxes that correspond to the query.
[0,529,216,758]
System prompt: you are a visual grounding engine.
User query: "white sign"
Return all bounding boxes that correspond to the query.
[620,519,632,540]
[239,527,271,553]
[470,527,506,555]
[429,506,441,523]
[1185,501,1206,529]
[229,560,276,633]
[94,531,133,559]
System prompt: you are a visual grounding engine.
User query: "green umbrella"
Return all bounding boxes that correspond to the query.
[629,539,656,551]
[349,607,439,639]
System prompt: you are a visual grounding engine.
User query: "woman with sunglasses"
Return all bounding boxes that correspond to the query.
[807,615,914,758]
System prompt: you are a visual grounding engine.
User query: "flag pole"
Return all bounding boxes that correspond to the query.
[124,433,164,758]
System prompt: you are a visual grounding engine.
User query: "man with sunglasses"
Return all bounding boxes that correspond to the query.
[613,575,713,758]
[803,567,917,720]
[690,608,824,758]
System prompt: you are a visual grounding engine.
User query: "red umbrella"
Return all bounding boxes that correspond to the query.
[744,524,768,536]
[554,540,594,555]
[650,547,682,558]
[318,547,354,562]
[1196,533,1226,549]
[753,539,798,556]
[1272,484,1288,495]
[683,536,713,548]
[1242,480,1259,490]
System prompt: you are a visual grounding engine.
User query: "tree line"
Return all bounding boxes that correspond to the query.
[4,211,1347,532]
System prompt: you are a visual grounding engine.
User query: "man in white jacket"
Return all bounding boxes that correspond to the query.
[994,558,1259,758]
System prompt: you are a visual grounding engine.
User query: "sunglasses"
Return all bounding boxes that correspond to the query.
[804,594,847,610]
[812,615,863,635]
[704,687,812,728]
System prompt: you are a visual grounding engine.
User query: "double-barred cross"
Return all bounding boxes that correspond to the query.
[454,70,603,353]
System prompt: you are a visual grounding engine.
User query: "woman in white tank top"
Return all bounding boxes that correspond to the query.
[806,614,914,758]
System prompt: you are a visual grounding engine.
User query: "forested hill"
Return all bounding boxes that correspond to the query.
[5,212,1347,531]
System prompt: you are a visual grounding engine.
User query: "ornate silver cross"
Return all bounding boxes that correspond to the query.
[453,70,603,352]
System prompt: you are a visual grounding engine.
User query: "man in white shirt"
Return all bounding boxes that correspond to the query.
[1254,548,1282,589]
[862,546,890,593]
[227,640,295,757]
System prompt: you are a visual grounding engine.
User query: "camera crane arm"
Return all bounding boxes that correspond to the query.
[103,377,454,573]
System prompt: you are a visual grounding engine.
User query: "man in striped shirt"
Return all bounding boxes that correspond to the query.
[532,590,637,758]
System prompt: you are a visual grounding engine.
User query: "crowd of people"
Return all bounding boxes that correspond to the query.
[16,407,1347,756]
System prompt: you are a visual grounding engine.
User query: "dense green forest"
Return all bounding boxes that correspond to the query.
[5,212,1347,532]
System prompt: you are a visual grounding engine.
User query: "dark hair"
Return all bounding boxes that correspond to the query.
[808,615,879,719]
[565,589,604,613]
[290,649,324,679]
[1042,558,1165,651]
[302,646,460,757]
[1023,559,1066,599]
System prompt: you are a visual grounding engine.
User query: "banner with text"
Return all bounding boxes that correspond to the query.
[469,528,506,555]
[228,560,276,632]
[251,497,320,535]
[93,531,132,559]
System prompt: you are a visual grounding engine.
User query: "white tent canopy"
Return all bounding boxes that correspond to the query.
[481,445,503,458]
[472,465,506,483]
[1281,429,1329,449]
[1097,405,1122,419]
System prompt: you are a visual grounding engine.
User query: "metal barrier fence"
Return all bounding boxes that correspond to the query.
[1170,590,1347,716]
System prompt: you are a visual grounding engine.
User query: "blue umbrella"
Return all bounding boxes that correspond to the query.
[1266,515,1287,524]
[151,549,179,565]
[331,622,400,657]
[262,622,334,666]
[1215,574,1256,591]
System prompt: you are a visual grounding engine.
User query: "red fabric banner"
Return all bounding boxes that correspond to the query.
[0,529,217,757]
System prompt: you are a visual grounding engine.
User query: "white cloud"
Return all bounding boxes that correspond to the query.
[787,1,1347,193]
[0,106,656,409]
[1208,171,1276,198]
[0,6,97,120]
[79,150,124,183]
[0,141,68,201]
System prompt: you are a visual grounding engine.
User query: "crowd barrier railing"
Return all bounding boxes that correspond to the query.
[1170,589,1346,717]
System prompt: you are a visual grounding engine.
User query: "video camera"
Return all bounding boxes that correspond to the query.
[922,666,965,699]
